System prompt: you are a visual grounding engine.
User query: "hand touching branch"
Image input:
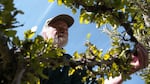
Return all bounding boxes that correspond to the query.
[130,43,148,73]
[104,43,149,84]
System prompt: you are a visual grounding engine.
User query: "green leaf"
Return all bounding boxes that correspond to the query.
[13,36,20,46]
[24,30,35,39]
[84,19,90,24]
[139,23,144,29]
[48,0,54,2]
[0,19,2,24]
[97,78,104,84]
[73,51,80,59]
[103,54,110,60]
[68,68,75,76]
[121,7,126,13]
[4,30,17,37]
[80,16,84,24]
[72,8,77,14]
[57,0,62,5]
[112,62,119,71]
[86,33,91,40]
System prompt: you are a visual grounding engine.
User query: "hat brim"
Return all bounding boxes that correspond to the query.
[48,14,74,28]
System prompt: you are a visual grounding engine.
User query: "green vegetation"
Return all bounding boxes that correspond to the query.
[0,0,149,84]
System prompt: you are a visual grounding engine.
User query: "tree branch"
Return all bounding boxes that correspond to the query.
[12,68,26,84]
[0,32,11,69]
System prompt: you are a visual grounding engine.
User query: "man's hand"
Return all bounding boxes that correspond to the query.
[130,43,148,73]
[104,75,123,84]
[104,43,149,84]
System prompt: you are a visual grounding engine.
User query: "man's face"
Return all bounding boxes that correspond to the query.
[49,20,69,47]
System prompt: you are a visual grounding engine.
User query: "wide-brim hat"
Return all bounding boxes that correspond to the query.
[46,14,74,28]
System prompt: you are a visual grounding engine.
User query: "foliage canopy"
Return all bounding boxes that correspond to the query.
[0,0,150,84]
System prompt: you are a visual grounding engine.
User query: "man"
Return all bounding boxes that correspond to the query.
[41,14,74,48]
[40,14,148,84]
[40,14,85,84]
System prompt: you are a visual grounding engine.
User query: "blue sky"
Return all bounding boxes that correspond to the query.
[14,0,145,84]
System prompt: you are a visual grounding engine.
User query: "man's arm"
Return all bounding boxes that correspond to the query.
[104,43,148,84]
[104,75,123,84]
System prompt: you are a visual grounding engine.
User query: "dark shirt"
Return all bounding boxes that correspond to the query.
[40,54,86,84]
